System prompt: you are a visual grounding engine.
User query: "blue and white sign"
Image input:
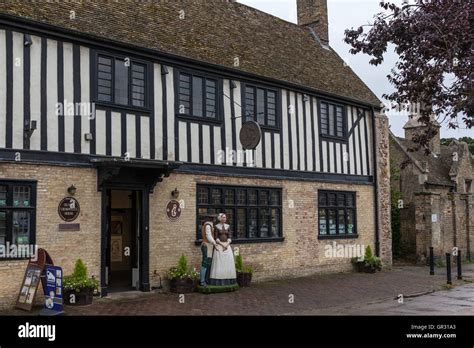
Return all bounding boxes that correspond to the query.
[43,265,63,312]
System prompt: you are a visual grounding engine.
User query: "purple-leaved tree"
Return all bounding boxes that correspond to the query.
[344,0,472,151]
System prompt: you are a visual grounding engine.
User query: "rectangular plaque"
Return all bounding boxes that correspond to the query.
[58,223,80,232]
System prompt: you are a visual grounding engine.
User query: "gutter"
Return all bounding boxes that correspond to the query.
[371,107,380,257]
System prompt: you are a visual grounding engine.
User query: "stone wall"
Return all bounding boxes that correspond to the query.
[375,113,392,267]
[414,191,473,263]
[0,162,101,309]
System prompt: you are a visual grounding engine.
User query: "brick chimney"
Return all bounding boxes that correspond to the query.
[296,0,329,45]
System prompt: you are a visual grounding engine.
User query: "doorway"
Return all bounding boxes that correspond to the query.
[106,189,141,292]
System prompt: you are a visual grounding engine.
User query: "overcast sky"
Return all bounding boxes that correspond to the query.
[238,0,470,138]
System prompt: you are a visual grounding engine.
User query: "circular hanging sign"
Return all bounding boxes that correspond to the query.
[58,197,80,222]
[166,200,182,221]
[239,121,262,150]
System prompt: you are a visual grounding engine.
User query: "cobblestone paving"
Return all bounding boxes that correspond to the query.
[3,265,473,316]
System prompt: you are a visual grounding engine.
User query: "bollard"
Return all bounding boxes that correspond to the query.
[446,253,452,285]
[457,250,462,280]
[429,247,434,275]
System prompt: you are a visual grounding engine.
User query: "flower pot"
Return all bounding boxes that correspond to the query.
[363,265,377,273]
[236,272,252,287]
[64,288,94,306]
[169,278,197,293]
[353,262,365,273]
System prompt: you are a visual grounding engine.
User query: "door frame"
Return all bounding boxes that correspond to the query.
[100,184,150,297]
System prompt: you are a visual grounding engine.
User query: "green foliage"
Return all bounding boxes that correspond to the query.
[63,259,99,292]
[235,253,253,274]
[441,137,474,155]
[364,245,373,260]
[167,255,199,280]
[72,259,87,279]
[235,254,243,272]
[177,254,188,274]
[197,284,239,293]
[63,277,99,293]
[352,245,382,272]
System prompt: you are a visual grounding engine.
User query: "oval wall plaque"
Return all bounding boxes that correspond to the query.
[58,197,80,222]
[239,121,262,150]
[166,200,182,221]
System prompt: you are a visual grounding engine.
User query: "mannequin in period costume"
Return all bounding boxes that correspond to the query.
[200,216,217,286]
[209,213,237,286]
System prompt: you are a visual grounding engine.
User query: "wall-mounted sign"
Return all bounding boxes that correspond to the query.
[44,265,63,313]
[239,121,262,150]
[58,197,80,222]
[166,200,182,221]
[58,223,80,232]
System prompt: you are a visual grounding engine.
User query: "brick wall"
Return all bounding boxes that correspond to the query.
[0,161,379,308]
[149,172,376,286]
[0,162,101,309]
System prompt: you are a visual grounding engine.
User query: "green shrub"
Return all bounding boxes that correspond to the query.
[72,259,87,279]
[364,245,373,260]
[167,255,199,280]
[352,246,382,272]
[235,253,253,274]
[63,259,99,292]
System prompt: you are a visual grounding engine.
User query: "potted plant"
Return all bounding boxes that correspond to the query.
[351,246,382,273]
[167,255,199,293]
[235,253,253,287]
[63,259,99,306]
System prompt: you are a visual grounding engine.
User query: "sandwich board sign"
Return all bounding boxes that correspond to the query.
[15,248,62,313]
[16,264,43,311]
[43,265,63,313]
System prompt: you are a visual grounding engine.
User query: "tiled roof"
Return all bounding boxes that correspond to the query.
[0,0,381,106]
[394,136,453,186]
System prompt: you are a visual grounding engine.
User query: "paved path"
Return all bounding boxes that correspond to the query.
[3,264,473,316]
[339,283,474,315]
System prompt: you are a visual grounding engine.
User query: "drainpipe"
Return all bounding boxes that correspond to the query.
[371,107,380,257]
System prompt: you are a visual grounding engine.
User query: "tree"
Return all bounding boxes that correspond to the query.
[344,0,472,151]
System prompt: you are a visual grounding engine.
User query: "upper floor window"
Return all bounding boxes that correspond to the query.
[96,54,148,108]
[243,85,279,128]
[177,71,219,119]
[0,181,36,251]
[318,190,356,238]
[320,101,346,139]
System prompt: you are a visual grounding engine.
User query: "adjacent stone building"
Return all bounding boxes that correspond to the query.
[390,115,474,263]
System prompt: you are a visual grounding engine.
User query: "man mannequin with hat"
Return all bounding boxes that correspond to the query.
[200,215,217,286]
